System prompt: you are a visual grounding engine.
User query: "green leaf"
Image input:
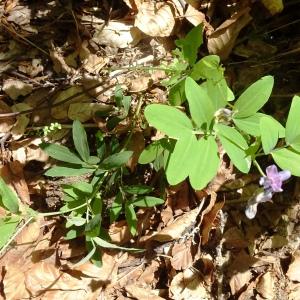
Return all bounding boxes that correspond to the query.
[189,136,219,190]
[168,79,186,106]
[233,76,274,118]
[123,185,153,195]
[110,192,123,223]
[125,203,137,236]
[138,140,164,164]
[145,104,194,139]
[100,151,133,170]
[73,120,90,162]
[93,237,143,252]
[233,113,263,136]
[272,148,300,176]
[0,178,19,213]
[0,216,20,249]
[67,216,86,227]
[286,95,300,148]
[215,124,251,173]
[72,247,96,268]
[114,84,123,107]
[85,214,101,237]
[64,182,93,194]
[185,77,215,129]
[131,196,164,207]
[260,116,280,154]
[190,55,223,81]
[205,79,234,109]
[41,143,84,165]
[233,113,285,137]
[45,165,94,177]
[87,156,100,165]
[166,134,197,185]
[175,24,203,65]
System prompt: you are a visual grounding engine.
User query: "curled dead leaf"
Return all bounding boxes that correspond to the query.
[152,207,200,242]
[0,100,15,133]
[207,7,252,60]
[171,240,193,270]
[135,2,175,37]
[287,250,300,282]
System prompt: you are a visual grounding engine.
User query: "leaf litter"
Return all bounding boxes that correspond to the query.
[0,0,300,299]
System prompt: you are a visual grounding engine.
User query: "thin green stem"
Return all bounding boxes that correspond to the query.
[253,160,266,177]
[0,216,34,256]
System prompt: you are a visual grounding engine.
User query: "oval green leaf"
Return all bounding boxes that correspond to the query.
[189,136,220,190]
[166,134,198,185]
[185,77,215,129]
[272,148,300,176]
[285,95,300,146]
[0,178,19,213]
[260,116,279,154]
[233,76,274,118]
[145,104,194,139]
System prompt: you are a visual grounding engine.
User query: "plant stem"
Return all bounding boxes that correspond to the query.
[253,160,266,177]
[0,216,34,256]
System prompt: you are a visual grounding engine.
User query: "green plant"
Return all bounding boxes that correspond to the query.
[141,26,300,191]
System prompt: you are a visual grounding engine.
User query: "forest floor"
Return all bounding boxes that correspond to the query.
[0,1,300,299]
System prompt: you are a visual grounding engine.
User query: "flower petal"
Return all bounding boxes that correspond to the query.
[245,203,258,219]
[279,170,291,182]
[266,164,279,178]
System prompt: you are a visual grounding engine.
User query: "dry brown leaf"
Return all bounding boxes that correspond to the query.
[0,161,30,204]
[0,100,15,133]
[51,86,87,120]
[207,7,252,60]
[3,265,30,299]
[256,271,275,299]
[25,262,78,296]
[11,102,31,140]
[50,43,75,75]
[287,250,300,282]
[138,260,160,285]
[289,283,300,300]
[170,268,211,300]
[201,200,224,245]
[126,131,145,172]
[223,226,248,249]
[129,76,151,93]
[152,207,200,242]
[171,240,193,270]
[93,21,142,48]
[125,285,164,300]
[109,220,131,244]
[228,251,258,295]
[3,78,33,100]
[135,2,175,37]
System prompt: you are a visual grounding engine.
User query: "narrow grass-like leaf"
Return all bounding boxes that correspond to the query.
[189,136,220,190]
[73,120,90,162]
[125,203,137,236]
[110,192,123,223]
[166,134,198,185]
[123,185,153,195]
[272,148,300,176]
[285,95,300,147]
[45,166,94,177]
[101,151,133,170]
[131,196,164,207]
[185,77,215,129]
[260,116,279,154]
[41,143,84,165]
[93,237,143,252]
[72,246,96,268]
[233,76,274,118]
[145,104,194,139]
[0,178,19,213]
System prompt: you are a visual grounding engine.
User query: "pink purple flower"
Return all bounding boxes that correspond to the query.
[245,165,291,219]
